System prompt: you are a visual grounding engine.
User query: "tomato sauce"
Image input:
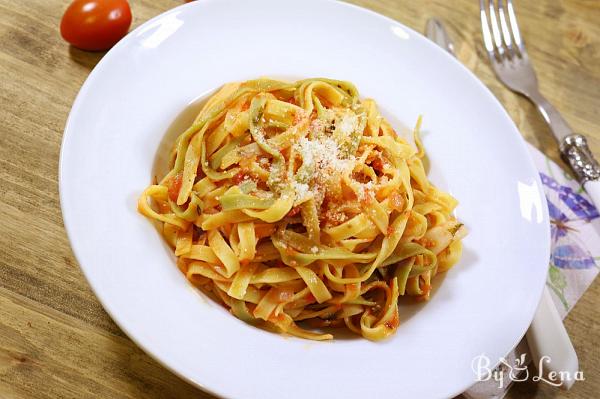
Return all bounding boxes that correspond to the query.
[167,172,183,202]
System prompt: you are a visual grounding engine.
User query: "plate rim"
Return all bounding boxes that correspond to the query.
[59,1,551,398]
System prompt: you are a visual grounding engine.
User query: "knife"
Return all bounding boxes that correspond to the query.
[424,17,579,389]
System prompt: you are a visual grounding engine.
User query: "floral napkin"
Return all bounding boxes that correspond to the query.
[463,143,600,399]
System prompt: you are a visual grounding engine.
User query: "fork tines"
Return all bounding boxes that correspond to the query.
[480,0,525,61]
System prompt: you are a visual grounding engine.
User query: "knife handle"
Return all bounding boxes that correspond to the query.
[526,286,579,389]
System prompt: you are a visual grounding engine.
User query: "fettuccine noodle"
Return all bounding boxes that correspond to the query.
[138,78,466,341]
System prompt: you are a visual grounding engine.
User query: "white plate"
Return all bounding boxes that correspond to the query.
[59,1,550,398]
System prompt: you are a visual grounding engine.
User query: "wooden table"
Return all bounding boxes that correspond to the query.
[1,1,598,398]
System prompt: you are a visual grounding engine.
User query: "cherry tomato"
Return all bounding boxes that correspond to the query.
[60,0,132,51]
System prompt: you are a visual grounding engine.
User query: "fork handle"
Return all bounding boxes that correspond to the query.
[560,134,600,211]
[528,91,600,194]
[560,134,600,182]
[528,90,574,142]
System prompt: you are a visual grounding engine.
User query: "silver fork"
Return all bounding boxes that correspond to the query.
[480,0,600,206]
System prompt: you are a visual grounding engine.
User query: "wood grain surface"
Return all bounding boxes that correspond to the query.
[1,1,598,398]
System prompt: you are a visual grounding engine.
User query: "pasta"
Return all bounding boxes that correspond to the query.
[138,78,467,341]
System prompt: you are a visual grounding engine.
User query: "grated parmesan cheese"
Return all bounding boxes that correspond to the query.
[239,178,257,194]
[337,112,358,136]
[253,127,266,143]
[291,133,356,206]
[295,137,354,174]
[357,181,374,202]
[293,181,310,201]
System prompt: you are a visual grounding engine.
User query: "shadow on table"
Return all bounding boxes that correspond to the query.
[108,327,213,398]
[68,45,106,70]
